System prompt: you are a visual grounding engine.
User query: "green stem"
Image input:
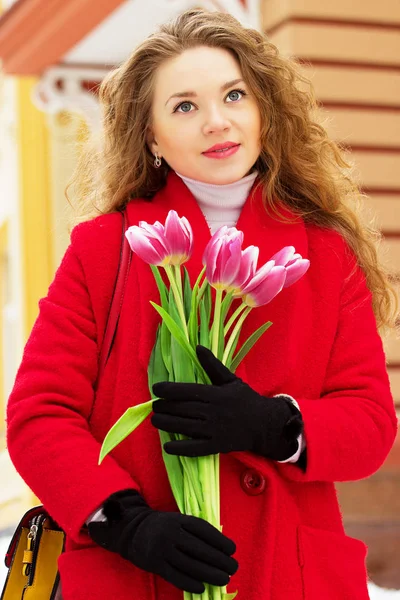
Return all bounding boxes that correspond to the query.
[197,276,208,304]
[200,456,214,524]
[164,265,189,340]
[223,301,247,337]
[174,264,184,299]
[211,289,223,356]
[215,453,220,526]
[212,585,222,600]
[180,453,202,515]
[222,306,252,364]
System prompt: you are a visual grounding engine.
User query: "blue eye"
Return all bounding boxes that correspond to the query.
[226,89,246,102]
[174,101,194,114]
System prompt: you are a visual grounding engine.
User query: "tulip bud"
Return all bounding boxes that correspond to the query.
[125,210,193,266]
[240,261,287,307]
[270,246,310,288]
[203,226,244,290]
[228,245,259,296]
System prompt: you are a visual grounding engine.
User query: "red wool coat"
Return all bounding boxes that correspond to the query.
[7,171,397,600]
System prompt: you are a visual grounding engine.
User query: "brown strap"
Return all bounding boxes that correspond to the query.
[95,209,131,390]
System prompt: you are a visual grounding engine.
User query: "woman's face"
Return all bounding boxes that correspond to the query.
[147,46,262,184]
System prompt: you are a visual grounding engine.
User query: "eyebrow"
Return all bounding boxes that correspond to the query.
[165,78,245,106]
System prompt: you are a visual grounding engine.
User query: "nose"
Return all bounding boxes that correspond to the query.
[202,105,231,135]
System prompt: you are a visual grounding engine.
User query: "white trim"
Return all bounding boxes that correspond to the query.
[31,66,108,129]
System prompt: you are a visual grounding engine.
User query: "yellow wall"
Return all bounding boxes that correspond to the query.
[0,221,7,452]
[16,77,54,337]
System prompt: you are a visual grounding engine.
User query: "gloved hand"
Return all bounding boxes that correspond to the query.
[88,489,238,594]
[152,345,303,460]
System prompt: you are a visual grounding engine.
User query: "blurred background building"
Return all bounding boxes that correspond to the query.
[0,0,399,593]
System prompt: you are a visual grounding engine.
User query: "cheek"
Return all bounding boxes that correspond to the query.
[245,109,262,147]
[158,121,193,152]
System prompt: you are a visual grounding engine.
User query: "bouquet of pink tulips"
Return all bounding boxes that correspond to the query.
[99,210,309,600]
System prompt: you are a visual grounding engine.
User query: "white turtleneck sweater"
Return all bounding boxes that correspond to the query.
[176,170,258,235]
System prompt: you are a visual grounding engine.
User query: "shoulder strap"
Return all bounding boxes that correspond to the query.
[95,209,131,390]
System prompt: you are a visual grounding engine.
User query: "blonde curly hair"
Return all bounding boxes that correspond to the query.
[66,8,399,336]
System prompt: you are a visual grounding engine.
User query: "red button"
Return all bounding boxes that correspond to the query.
[240,469,267,495]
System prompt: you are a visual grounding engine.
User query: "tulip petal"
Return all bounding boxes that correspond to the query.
[243,266,286,307]
[270,246,295,266]
[202,226,228,265]
[203,227,244,288]
[241,260,275,294]
[229,245,259,293]
[180,216,194,256]
[284,259,310,288]
[125,227,166,265]
[205,237,222,283]
[286,253,302,267]
[137,222,171,254]
[165,210,186,256]
[140,220,164,234]
[219,237,242,285]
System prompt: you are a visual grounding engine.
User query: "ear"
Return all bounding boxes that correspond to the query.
[146,127,159,157]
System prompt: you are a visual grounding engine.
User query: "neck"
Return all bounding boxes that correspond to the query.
[175,171,258,234]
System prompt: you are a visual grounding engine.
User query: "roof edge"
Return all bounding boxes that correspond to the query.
[0,0,124,75]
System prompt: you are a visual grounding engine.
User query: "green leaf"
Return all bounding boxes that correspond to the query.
[170,293,196,384]
[188,267,206,348]
[216,292,234,361]
[182,266,192,322]
[199,298,210,348]
[221,291,234,324]
[150,302,208,383]
[158,429,185,514]
[148,325,169,391]
[224,327,241,370]
[204,283,212,325]
[222,592,238,599]
[230,321,273,372]
[179,455,203,512]
[150,264,168,309]
[216,297,227,362]
[160,319,173,376]
[99,400,153,464]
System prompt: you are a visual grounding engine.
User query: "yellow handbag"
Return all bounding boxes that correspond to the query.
[1,506,65,600]
[1,209,131,600]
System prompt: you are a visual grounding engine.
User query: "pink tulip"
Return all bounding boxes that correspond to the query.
[228,245,259,295]
[125,210,193,266]
[202,226,244,290]
[270,246,310,288]
[240,261,287,307]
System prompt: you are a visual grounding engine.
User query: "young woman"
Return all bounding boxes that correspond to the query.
[6,8,398,600]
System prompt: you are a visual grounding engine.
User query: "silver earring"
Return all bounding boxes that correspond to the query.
[154,153,162,168]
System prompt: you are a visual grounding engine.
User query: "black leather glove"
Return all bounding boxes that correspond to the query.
[152,345,303,461]
[88,489,238,594]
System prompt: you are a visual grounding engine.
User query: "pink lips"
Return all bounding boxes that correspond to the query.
[202,142,240,159]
